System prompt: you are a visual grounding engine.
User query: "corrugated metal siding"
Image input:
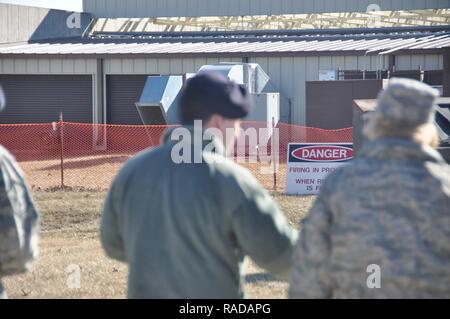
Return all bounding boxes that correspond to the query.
[249,55,389,124]
[103,57,244,74]
[0,58,100,123]
[106,75,149,124]
[0,53,442,125]
[0,4,46,43]
[0,75,93,124]
[395,54,444,70]
[0,58,97,74]
[83,0,450,18]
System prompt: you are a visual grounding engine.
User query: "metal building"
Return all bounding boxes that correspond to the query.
[0,1,449,126]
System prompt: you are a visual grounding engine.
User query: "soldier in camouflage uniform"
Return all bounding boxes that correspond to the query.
[0,85,39,299]
[289,78,450,298]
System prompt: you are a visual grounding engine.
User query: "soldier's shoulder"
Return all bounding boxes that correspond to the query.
[0,145,21,177]
[321,158,372,191]
[114,144,168,180]
[426,160,450,186]
[0,145,15,162]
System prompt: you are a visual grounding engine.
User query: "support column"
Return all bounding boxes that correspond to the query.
[95,58,105,123]
[443,48,450,97]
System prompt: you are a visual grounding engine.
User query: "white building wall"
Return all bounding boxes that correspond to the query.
[0,58,97,74]
[0,4,47,43]
[395,54,443,71]
[0,4,90,44]
[103,57,245,74]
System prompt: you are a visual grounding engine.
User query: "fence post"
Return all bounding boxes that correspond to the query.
[272,117,277,192]
[59,112,65,189]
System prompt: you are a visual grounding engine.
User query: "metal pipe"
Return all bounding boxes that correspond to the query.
[86,32,450,44]
[272,117,277,192]
[59,112,65,189]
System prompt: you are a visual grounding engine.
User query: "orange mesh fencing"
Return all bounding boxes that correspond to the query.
[0,121,352,192]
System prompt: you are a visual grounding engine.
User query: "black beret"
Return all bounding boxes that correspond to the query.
[180,71,253,123]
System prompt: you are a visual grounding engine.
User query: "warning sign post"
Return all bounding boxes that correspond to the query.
[286,143,353,195]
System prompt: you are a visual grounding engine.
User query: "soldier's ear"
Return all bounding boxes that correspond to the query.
[412,123,439,148]
[204,114,223,130]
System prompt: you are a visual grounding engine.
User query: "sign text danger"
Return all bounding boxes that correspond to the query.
[286,143,353,195]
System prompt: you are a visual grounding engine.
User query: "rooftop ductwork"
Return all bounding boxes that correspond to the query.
[135,75,184,125]
[198,63,270,94]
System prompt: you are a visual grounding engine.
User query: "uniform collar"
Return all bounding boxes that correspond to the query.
[358,138,445,164]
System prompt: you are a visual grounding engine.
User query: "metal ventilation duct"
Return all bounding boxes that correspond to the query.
[198,63,270,94]
[136,63,279,126]
[135,75,183,125]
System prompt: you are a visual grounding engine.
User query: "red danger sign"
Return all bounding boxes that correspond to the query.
[291,145,353,162]
[286,143,353,195]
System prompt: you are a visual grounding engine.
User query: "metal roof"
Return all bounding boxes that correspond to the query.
[1,27,450,57]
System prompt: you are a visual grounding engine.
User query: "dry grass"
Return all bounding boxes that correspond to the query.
[3,190,315,299]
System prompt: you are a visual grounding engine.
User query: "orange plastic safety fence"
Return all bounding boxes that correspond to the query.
[0,121,352,191]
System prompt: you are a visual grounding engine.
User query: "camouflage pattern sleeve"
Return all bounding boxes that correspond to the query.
[0,147,39,277]
[289,192,333,299]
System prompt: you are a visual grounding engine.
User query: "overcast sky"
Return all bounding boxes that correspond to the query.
[0,0,83,11]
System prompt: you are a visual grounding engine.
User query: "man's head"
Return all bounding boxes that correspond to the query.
[179,71,253,151]
[363,78,439,147]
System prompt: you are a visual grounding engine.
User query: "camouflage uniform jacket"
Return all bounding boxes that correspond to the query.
[289,138,450,298]
[0,145,39,299]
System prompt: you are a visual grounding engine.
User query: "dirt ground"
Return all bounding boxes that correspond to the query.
[2,190,315,299]
[20,155,134,191]
[19,155,288,192]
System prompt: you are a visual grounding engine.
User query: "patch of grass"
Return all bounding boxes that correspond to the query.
[270,192,315,229]
[33,190,105,234]
[3,190,315,299]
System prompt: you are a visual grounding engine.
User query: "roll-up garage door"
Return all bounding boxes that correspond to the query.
[106,75,151,125]
[0,75,93,124]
